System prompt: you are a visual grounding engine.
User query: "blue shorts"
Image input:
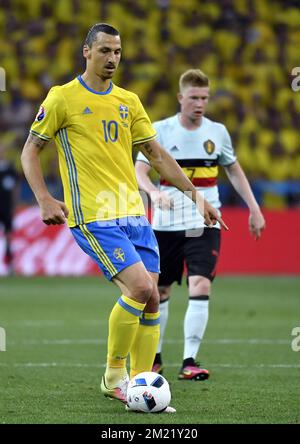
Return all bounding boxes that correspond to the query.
[71,216,160,281]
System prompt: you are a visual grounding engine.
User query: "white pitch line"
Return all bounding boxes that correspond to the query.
[5,338,291,345]
[19,339,106,345]
[0,362,299,369]
[4,320,106,327]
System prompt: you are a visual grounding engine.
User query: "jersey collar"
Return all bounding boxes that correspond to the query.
[77,75,113,95]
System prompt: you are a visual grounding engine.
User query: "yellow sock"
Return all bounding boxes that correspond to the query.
[130,311,160,379]
[105,295,145,387]
[104,367,128,389]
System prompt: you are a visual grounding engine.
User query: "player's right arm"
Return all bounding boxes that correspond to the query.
[21,88,69,225]
[135,160,173,210]
[21,134,69,225]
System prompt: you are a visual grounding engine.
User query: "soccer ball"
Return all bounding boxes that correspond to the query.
[126,371,171,413]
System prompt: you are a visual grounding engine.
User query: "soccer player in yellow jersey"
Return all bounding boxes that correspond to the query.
[21,23,227,413]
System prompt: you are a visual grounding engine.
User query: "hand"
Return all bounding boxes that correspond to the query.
[151,190,173,210]
[249,208,265,240]
[204,202,229,230]
[38,195,69,225]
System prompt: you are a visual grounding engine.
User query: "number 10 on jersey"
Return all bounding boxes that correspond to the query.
[102,120,118,142]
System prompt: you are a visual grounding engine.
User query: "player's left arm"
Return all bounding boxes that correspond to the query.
[224,161,266,240]
[137,138,228,230]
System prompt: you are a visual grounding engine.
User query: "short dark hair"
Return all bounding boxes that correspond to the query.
[85,23,119,48]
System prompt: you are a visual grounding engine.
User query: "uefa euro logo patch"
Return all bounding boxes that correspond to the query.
[35,105,46,122]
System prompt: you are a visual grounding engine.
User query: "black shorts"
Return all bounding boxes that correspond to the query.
[154,228,221,286]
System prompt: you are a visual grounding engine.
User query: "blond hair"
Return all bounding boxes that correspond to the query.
[179,69,209,92]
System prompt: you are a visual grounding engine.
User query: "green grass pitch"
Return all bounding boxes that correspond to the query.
[0,276,299,424]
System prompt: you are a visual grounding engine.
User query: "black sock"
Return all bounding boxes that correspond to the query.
[182,357,195,367]
[154,353,162,365]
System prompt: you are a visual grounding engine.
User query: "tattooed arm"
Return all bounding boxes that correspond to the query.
[137,138,228,229]
[21,133,69,225]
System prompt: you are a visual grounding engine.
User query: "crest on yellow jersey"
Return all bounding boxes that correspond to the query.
[119,104,129,120]
[203,139,215,155]
[119,104,129,128]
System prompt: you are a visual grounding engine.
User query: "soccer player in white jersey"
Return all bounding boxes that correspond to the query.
[135,69,265,380]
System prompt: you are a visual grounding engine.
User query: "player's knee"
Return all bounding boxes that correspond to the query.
[189,276,211,295]
[131,279,154,304]
[145,287,160,312]
[159,286,171,301]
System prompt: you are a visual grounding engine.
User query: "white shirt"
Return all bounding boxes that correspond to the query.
[136,114,236,231]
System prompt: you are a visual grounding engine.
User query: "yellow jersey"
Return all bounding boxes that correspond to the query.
[30,76,156,227]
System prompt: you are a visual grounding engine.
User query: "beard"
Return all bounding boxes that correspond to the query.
[101,65,116,80]
[103,72,114,79]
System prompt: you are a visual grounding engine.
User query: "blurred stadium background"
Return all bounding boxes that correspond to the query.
[1,0,300,274]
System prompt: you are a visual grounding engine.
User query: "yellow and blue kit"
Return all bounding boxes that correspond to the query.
[30,76,159,279]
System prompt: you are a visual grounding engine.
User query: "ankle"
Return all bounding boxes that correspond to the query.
[105,367,127,388]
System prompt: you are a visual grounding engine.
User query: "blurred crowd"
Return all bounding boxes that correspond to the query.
[1,0,300,207]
